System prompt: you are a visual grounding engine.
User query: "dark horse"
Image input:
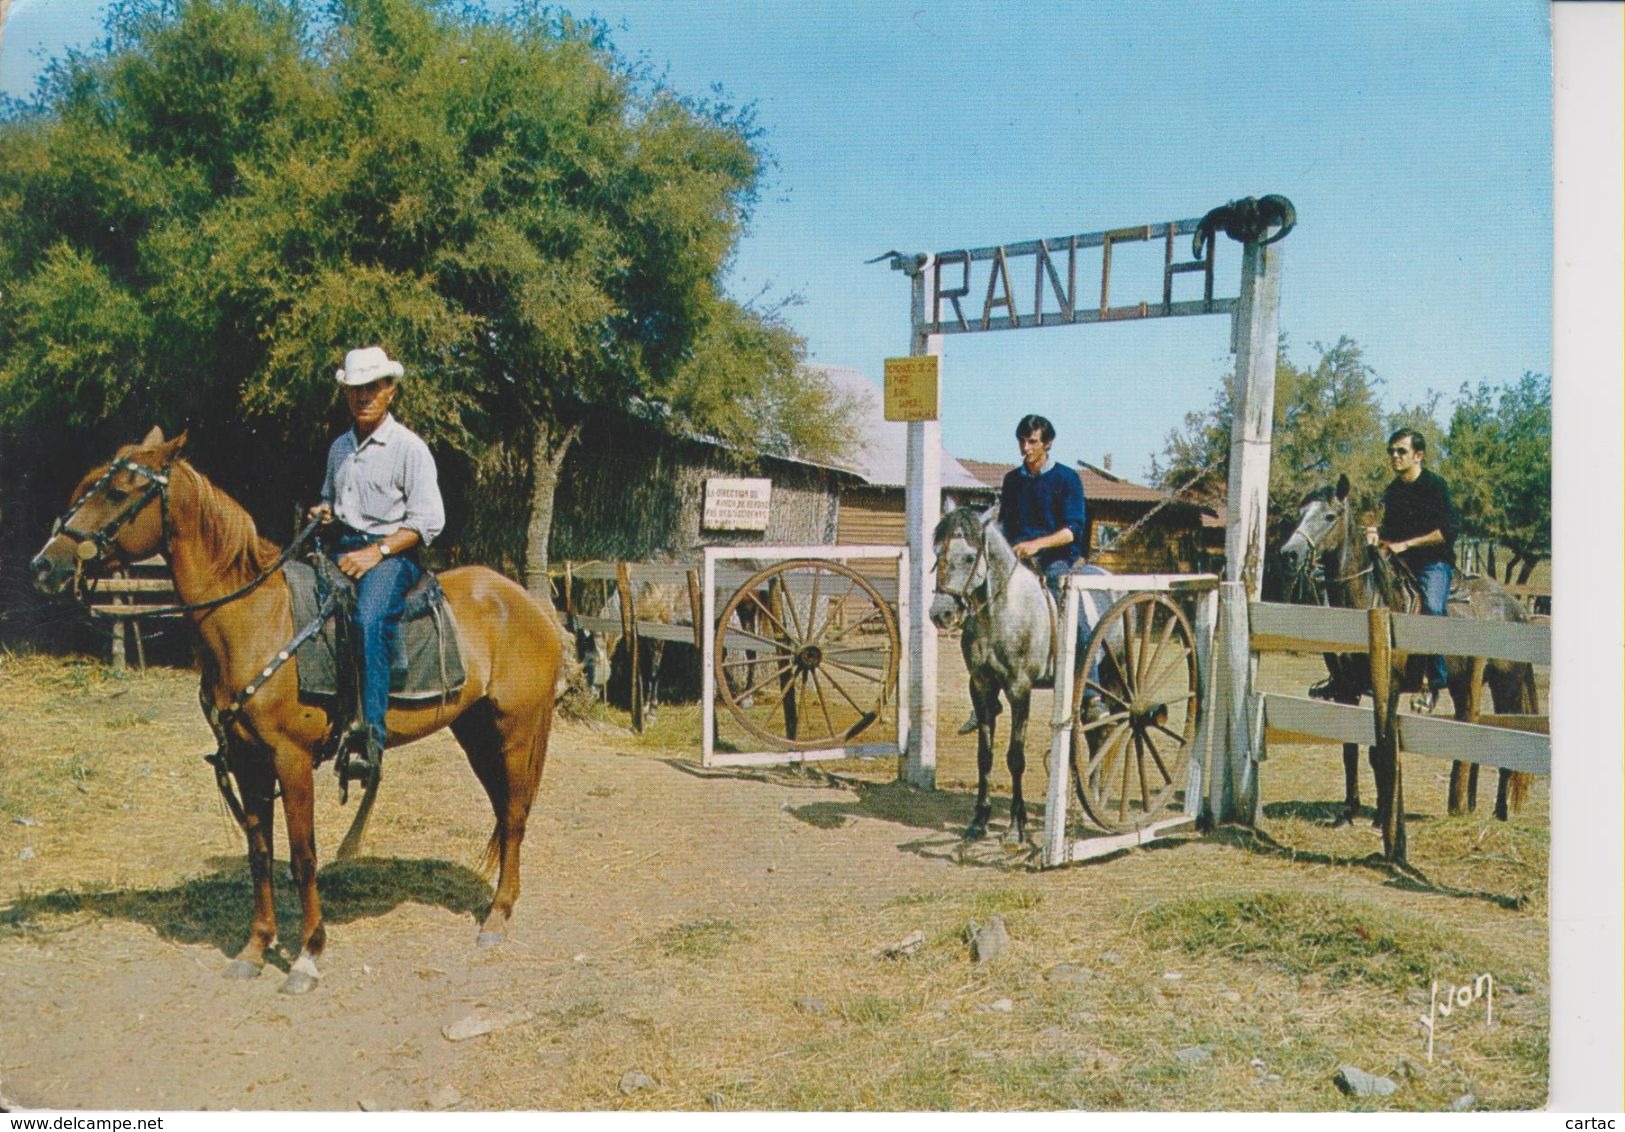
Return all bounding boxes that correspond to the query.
[928,506,1118,843]
[1279,475,1535,831]
[31,429,564,994]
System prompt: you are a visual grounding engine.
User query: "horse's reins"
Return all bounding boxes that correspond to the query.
[1287,498,1414,613]
[55,455,324,618]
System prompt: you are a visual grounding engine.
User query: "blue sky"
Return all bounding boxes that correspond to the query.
[1,0,1553,481]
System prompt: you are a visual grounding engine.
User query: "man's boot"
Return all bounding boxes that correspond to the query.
[343,725,384,787]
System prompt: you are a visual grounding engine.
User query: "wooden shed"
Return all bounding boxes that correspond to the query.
[957,457,1224,574]
[808,363,998,546]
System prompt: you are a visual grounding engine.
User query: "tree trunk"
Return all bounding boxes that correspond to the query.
[1515,556,1540,585]
[523,420,582,597]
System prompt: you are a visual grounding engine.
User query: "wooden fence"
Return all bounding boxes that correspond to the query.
[87,557,181,671]
[1248,600,1551,861]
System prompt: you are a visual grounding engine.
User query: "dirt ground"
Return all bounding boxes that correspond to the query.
[0,643,1549,1112]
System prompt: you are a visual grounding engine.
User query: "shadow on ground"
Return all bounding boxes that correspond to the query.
[0,857,493,957]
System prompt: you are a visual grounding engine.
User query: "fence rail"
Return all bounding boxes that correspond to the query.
[1247,599,1551,862]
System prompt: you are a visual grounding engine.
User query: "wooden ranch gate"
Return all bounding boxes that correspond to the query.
[880,198,1293,831]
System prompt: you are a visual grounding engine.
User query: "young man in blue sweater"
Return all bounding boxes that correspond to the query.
[1000,413,1087,604]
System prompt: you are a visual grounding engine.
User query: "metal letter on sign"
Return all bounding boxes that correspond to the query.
[884,355,941,421]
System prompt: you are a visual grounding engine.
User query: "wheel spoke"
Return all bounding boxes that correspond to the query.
[734,658,797,704]
[1135,602,1156,688]
[809,668,837,738]
[745,590,794,642]
[1134,732,1153,809]
[1120,611,1137,697]
[1118,730,1135,822]
[1150,720,1191,748]
[1142,731,1175,786]
[777,577,807,641]
[807,565,824,642]
[818,666,871,716]
[720,652,774,669]
[1143,613,1182,689]
[1141,643,1194,694]
[1075,708,1130,736]
[820,656,886,684]
[723,623,789,652]
[1088,718,1132,784]
[1084,677,1132,711]
[822,603,885,646]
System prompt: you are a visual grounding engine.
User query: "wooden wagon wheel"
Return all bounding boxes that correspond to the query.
[1069,591,1200,832]
[714,559,899,751]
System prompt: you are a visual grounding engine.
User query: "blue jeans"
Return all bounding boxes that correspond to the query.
[1044,559,1104,691]
[1415,559,1452,690]
[332,534,421,747]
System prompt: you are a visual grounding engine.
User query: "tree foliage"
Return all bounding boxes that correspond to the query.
[1152,336,1390,540]
[0,0,853,576]
[1437,372,1551,581]
[1153,337,1552,582]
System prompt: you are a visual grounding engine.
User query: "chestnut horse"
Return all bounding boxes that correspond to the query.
[31,428,563,995]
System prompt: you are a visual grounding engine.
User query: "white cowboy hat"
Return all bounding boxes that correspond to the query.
[335,346,405,386]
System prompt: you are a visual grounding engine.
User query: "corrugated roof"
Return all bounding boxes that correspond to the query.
[807,363,989,490]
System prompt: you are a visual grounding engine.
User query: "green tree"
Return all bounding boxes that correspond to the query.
[1152,336,1390,542]
[1438,372,1551,583]
[0,0,855,589]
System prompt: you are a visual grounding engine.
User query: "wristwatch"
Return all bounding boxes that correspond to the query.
[378,541,393,557]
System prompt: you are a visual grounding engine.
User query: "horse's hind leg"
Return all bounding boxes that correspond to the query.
[452,697,553,946]
[1003,692,1032,845]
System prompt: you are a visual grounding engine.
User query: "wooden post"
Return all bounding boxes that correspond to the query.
[770,575,797,741]
[1449,655,1487,814]
[1213,239,1282,824]
[685,569,705,653]
[109,610,127,672]
[903,255,942,790]
[1368,607,1405,862]
[617,562,641,733]
[1185,585,1220,829]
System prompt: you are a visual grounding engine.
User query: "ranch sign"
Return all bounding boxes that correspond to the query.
[923,216,1230,335]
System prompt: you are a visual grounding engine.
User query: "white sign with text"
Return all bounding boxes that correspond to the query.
[703,478,772,531]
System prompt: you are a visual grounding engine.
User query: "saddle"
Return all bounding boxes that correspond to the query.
[285,557,467,704]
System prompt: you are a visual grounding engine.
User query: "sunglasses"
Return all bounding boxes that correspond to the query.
[1387,447,1413,456]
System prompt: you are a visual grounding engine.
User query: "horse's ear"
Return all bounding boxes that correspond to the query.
[980,505,998,527]
[156,429,188,464]
[141,426,166,446]
[1335,474,1350,502]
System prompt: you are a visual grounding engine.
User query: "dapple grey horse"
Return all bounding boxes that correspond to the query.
[929,506,1120,843]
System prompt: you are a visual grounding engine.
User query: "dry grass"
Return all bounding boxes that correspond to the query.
[0,645,1549,1111]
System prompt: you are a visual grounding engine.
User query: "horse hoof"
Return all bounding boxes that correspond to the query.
[476,930,505,949]
[1001,827,1026,847]
[222,959,262,980]
[279,969,319,996]
[963,822,988,842]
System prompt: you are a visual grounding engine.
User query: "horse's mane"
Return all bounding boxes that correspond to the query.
[172,459,283,585]
[933,505,1003,547]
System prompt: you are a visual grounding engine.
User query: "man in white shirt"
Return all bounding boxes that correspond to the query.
[307,346,445,783]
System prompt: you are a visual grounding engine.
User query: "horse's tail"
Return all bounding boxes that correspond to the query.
[1503,662,1540,816]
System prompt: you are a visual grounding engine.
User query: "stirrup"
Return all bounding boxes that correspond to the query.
[1409,688,1439,715]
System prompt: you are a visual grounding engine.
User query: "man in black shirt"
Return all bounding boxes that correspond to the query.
[1364,427,1460,714]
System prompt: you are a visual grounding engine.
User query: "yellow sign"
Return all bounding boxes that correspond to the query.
[883,355,940,421]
